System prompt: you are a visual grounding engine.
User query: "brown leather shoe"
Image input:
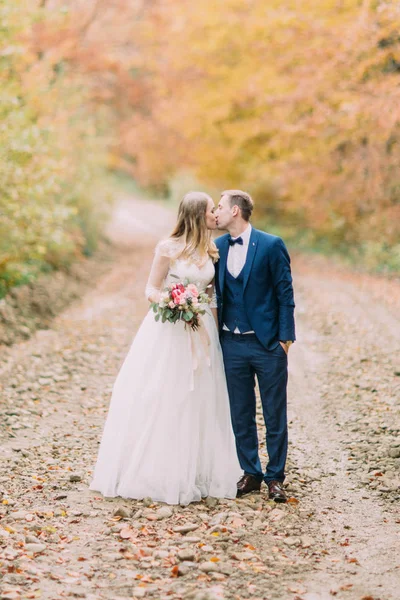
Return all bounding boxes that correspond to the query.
[236,474,262,497]
[267,480,287,503]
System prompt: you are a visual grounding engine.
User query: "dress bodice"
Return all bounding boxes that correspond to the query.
[165,257,215,293]
[145,238,217,303]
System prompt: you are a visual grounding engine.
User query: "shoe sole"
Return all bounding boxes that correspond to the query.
[236,489,261,498]
[270,496,287,503]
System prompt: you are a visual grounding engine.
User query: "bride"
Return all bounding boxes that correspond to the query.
[90,191,241,505]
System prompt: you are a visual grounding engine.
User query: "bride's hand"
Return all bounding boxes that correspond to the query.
[146,288,161,303]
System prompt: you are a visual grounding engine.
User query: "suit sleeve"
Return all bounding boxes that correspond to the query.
[269,238,296,342]
[214,259,221,302]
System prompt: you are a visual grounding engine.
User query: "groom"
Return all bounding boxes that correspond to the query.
[214,190,295,503]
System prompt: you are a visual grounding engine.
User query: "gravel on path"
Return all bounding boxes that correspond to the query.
[0,197,399,600]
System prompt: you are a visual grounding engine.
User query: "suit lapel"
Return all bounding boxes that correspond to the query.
[242,227,259,290]
[218,237,229,294]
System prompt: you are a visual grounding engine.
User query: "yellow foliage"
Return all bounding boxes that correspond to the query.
[124,0,400,264]
[2,0,400,285]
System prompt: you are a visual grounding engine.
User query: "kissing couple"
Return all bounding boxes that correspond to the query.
[90,189,296,505]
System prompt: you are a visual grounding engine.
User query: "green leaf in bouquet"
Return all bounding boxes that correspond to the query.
[152,304,158,313]
[183,311,194,321]
[155,313,160,322]
[169,273,179,279]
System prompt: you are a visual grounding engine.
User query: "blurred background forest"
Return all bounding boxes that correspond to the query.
[1,0,400,298]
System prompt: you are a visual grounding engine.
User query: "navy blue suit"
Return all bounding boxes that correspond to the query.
[215,227,295,483]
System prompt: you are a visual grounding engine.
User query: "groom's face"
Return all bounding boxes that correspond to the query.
[215,194,234,230]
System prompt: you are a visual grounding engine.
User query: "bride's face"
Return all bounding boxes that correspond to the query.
[205,198,217,230]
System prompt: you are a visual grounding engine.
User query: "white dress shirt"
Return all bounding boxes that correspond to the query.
[223,224,255,333]
[227,224,252,278]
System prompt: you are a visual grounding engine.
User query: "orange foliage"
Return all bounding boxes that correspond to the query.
[15,1,400,267]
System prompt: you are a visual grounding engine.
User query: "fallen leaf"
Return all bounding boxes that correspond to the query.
[346,557,359,564]
[121,552,138,560]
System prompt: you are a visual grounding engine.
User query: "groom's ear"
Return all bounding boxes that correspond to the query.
[231,205,240,217]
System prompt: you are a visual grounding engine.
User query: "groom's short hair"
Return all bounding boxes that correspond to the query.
[222,189,253,222]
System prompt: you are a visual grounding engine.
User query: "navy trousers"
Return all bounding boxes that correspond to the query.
[220,331,288,483]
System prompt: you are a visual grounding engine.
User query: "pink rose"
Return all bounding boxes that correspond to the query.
[168,301,175,309]
[172,289,182,304]
[186,283,199,298]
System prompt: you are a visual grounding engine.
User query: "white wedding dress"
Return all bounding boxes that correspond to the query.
[90,238,241,505]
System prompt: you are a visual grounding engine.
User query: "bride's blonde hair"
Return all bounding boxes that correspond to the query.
[170,191,219,264]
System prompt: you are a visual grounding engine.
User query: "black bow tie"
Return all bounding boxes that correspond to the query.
[228,236,243,246]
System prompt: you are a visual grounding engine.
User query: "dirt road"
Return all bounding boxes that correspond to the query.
[0,196,399,600]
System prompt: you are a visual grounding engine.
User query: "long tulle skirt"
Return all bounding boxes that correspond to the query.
[89,307,241,505]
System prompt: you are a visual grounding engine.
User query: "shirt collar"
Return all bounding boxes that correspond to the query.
[232,224,252,245]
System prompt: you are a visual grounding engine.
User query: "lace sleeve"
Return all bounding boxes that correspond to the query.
[145,242,171,302]
[207,279,218,309]
[155,238,183,259]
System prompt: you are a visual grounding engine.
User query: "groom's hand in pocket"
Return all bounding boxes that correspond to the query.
[279,341,289,354]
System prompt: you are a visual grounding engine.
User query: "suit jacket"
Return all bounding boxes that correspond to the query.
[214,227,296,350]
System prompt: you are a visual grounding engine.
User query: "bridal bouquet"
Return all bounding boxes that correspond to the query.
[150,278,211,331]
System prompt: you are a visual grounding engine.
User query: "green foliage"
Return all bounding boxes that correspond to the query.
[2,0,399,290]
[0,1,111,298]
